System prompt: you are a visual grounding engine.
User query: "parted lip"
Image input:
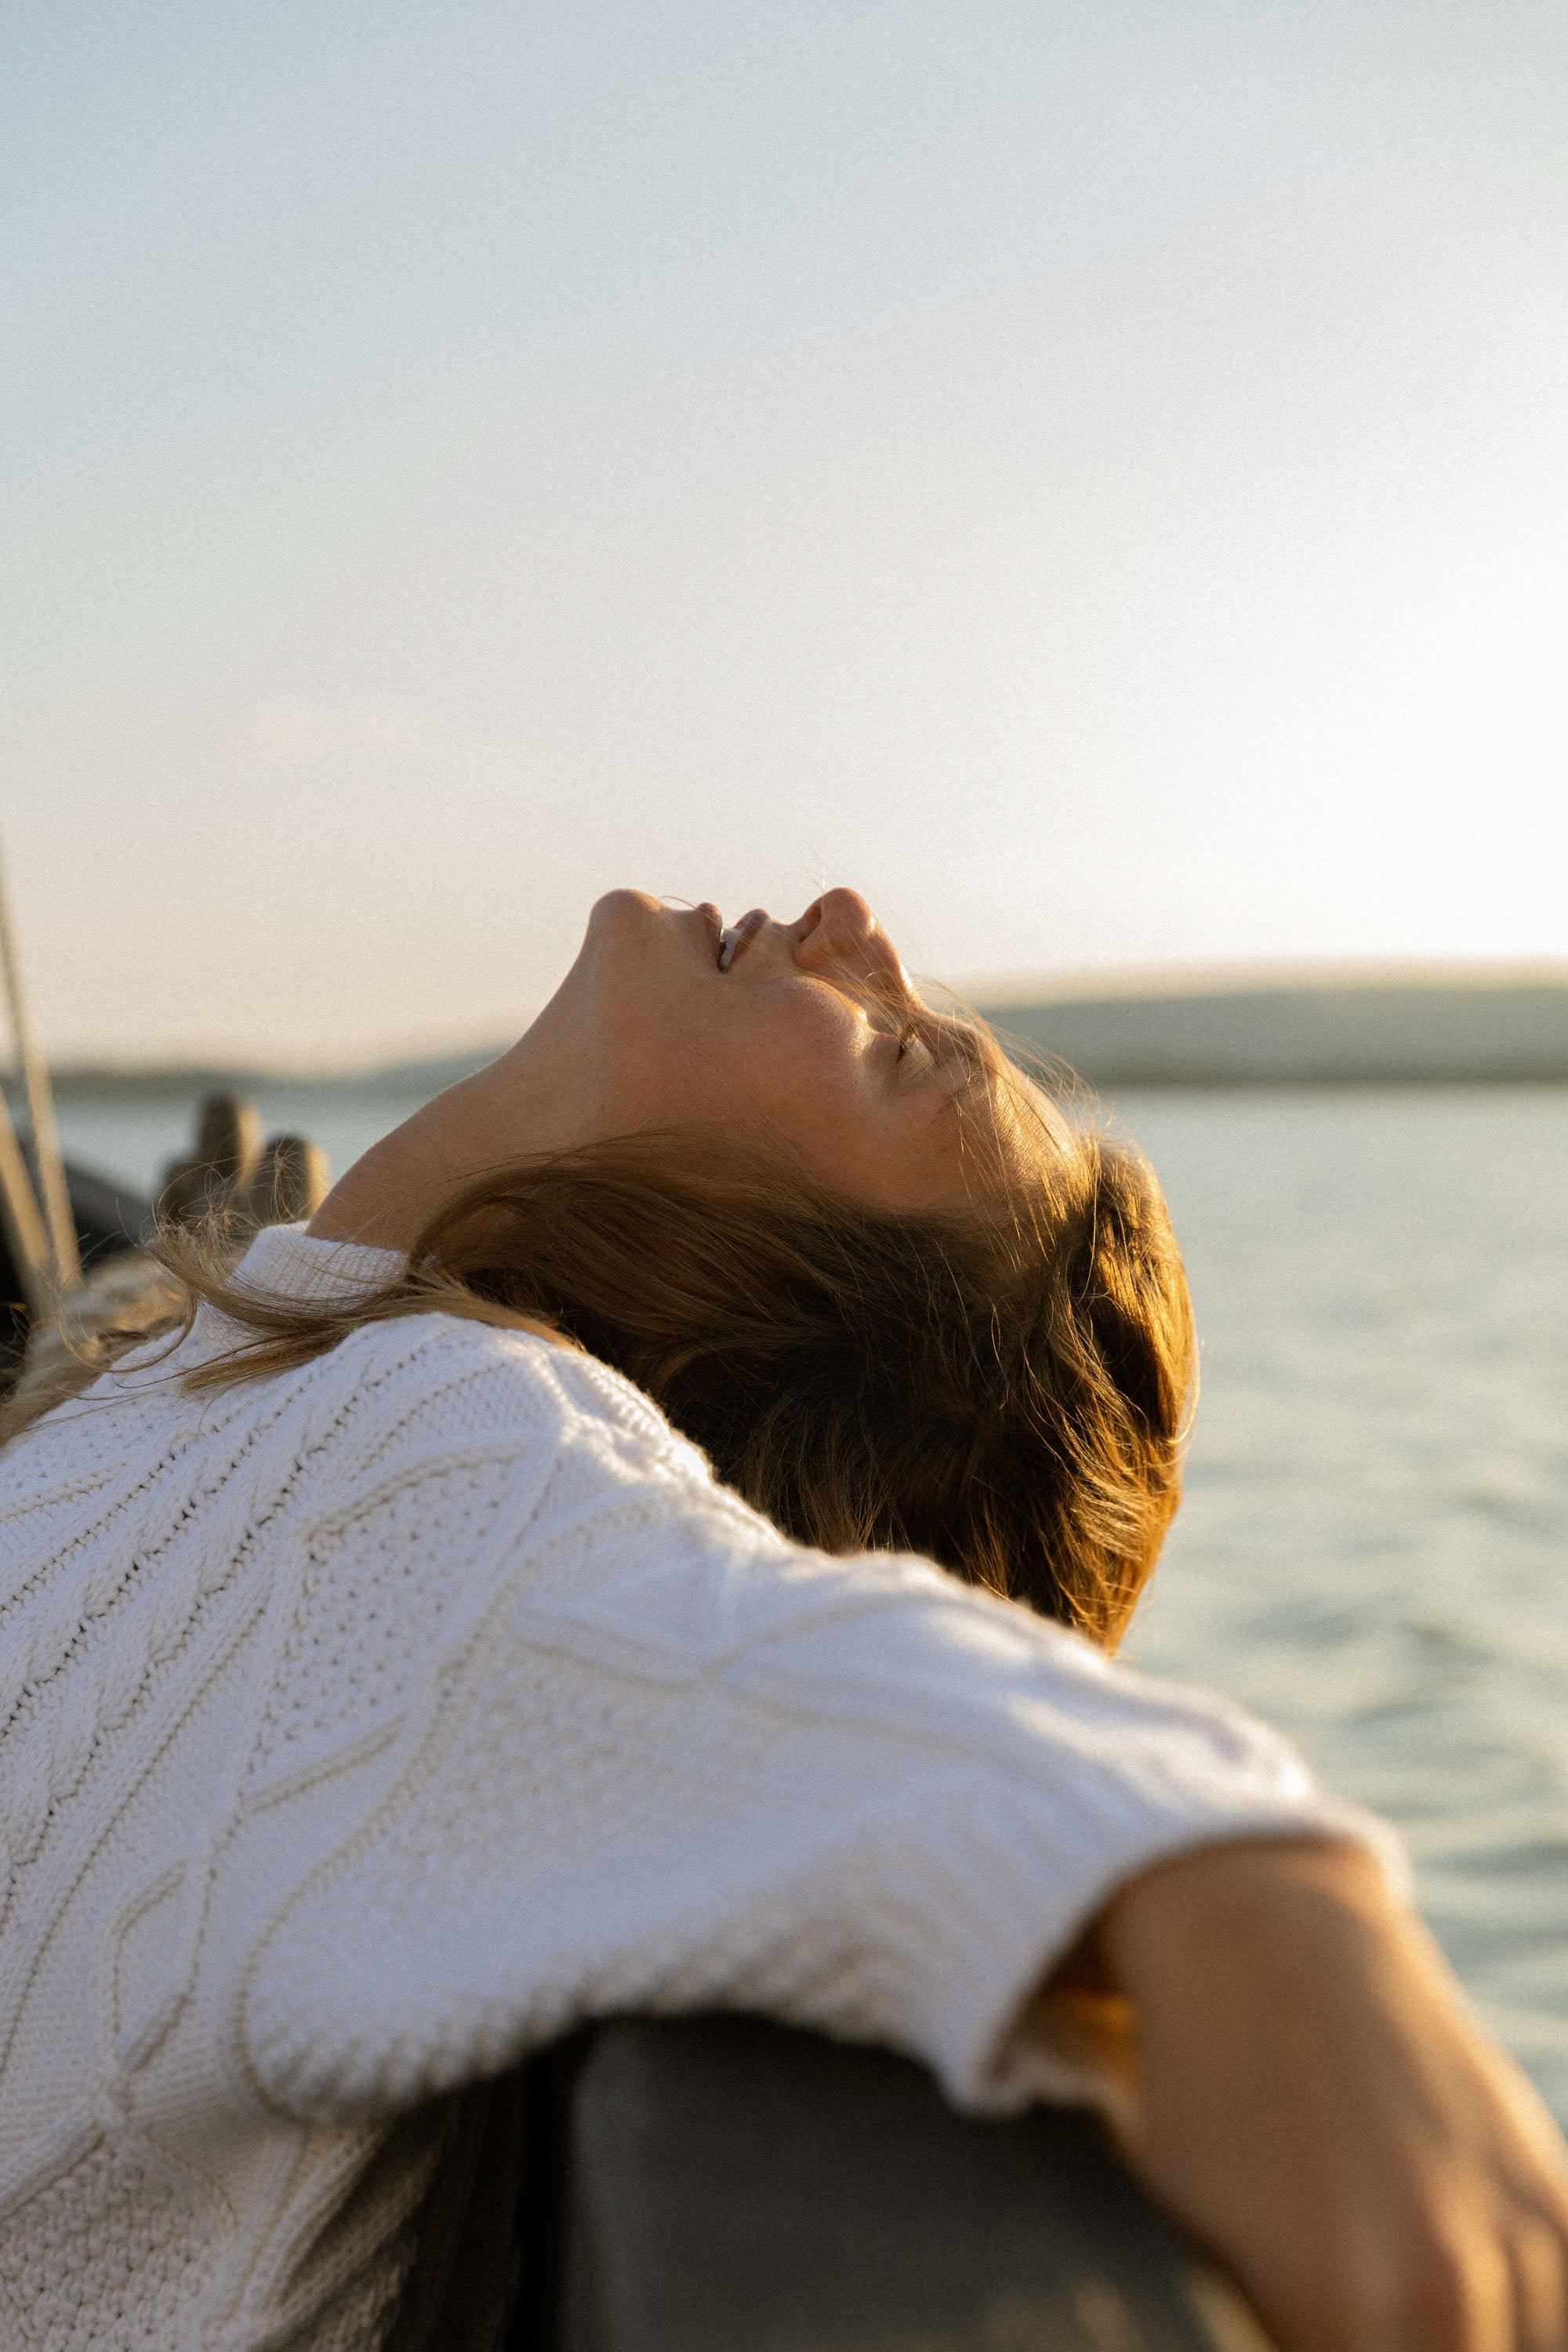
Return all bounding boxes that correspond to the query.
[692,901,766,971]
[717,909,767,973]
[695,902,728,967]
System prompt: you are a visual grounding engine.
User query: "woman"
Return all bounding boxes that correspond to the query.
[1,887,1564,2352]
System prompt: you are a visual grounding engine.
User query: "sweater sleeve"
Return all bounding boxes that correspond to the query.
[225,1318,1404,2129]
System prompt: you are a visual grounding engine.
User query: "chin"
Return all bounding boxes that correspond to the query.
[583,888,673,959]
[589,887,664,926]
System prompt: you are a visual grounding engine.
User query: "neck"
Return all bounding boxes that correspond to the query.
[307,984,590,1252]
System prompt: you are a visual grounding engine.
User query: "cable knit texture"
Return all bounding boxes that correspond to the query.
[0,1225,1399,2350]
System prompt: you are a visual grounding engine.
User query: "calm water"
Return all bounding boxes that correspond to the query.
[51,1083,1568,2121]
[1119,1088,1568,2121]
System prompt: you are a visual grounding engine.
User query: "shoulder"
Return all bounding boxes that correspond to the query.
[268,1308,717,1512]
[196,1224,713,1489]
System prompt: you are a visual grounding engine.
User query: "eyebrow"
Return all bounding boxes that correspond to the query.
[920,1025,1005,1134]
[865,998,998,1115]
[926,1015,998,1080]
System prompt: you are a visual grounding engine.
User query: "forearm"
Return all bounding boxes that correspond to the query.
[1035,1835,1568,2352]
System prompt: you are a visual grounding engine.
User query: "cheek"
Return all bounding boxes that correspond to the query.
[584,963,879,1149]
[685,990,872,1130]
[731,1000,888,1166]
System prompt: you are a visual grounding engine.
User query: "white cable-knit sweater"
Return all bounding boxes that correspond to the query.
[0,1225,1396,2350]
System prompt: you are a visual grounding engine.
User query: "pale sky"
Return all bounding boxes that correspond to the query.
[6,1,1567,1064]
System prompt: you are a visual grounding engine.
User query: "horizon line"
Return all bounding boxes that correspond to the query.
[26,952,1568,1085]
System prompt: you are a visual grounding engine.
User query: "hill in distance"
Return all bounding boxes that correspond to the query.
[44,960,1568,1098]
[966,959,1568,1087]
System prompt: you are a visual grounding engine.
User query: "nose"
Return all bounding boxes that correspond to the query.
[790,888,909,1000]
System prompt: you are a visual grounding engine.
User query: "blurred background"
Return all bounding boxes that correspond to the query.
[5,2,1568,2113]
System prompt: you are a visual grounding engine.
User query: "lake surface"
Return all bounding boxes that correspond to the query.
[49,1082,1568,2122]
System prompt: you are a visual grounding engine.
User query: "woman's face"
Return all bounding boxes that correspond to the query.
[553,887,1023,1211]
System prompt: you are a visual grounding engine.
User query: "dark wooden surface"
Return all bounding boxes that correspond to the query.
[0,1158,152,1374]
[535,2015,1272,2352]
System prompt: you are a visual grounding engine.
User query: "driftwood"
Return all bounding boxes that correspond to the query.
[159,1093,329,1230]
[518,2016,1273,2352]
[2,1093,332,1392]
[0,835,79,1298]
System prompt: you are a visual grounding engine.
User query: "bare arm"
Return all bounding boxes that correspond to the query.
[1058,1838,1568,2352]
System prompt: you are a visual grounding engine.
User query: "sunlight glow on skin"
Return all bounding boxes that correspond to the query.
[576,887,1012,1210]
[309,886,1053,1250]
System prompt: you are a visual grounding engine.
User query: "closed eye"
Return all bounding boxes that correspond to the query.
[897,1014,985,1071]
[853,993,987,1086]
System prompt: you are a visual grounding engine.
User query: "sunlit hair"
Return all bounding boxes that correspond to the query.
[2,1047,1194,1650]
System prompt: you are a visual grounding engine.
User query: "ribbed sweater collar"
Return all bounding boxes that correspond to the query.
[230,1222,406,1305]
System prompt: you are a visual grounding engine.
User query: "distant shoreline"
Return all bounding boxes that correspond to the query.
[27,965,1568,1098]
[978,976,1568,1089]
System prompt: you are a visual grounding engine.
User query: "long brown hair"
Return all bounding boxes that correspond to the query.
[6,1079,1193,1649]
